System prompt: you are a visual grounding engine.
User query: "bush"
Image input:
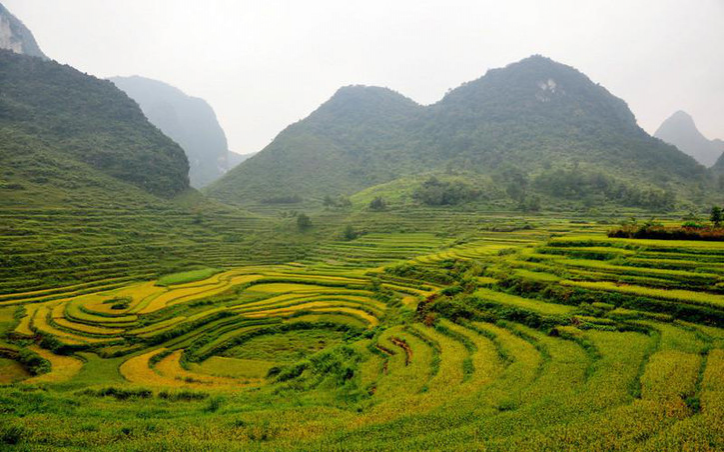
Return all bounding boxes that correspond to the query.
[297,213,312,230]
[158,390,209,401]
[413,176,479,206]
[204,396,225,413]
[533,167,676,209]
[261,195,302,204]
[608,223,724,241]
[369,197,387,211]
[323,195,352,208]
[0,425,25,445]
[80,387,153,400]
[8,348,51,376]
[341,225,359,241]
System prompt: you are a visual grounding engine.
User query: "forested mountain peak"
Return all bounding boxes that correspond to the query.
[321,85,419,111]
[208,55,708,208]
[438,54,637,129]
[305,85,422,128]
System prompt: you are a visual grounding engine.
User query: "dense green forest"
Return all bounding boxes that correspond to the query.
[0,50,189,197]
[208,56,713,211]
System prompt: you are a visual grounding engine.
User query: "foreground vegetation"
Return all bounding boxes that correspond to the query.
[2,213,724,451]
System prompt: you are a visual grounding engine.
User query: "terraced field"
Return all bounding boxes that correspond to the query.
[0,203,306,297]
[1,219,723,451]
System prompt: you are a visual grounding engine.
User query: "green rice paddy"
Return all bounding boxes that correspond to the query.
[1,214,723,451]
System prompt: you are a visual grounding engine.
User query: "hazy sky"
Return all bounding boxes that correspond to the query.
[6,0,723,154]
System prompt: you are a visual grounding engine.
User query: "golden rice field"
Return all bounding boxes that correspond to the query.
[1,219,724,451]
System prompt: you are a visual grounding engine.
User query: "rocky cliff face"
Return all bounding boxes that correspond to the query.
[0,3,47,59]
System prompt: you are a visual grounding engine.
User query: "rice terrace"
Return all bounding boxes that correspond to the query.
[1,1,724,451]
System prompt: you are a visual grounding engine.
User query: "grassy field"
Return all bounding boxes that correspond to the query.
[1,213,723,451]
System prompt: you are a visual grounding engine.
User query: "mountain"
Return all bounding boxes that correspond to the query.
[654,111,724,167]
[0,49,296,292]
[709,142,724,174]
[0,3,47,59]
[207,55,707,208]
[110,76,230,187]
[228,151,256,168]
[208,85,422,203]
[0,50,189,199]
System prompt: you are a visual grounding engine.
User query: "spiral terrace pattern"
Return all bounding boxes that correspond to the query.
[1,223,724,451]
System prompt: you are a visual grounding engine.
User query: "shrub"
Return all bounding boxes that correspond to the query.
[341,225,359,241]
[158,390,209,401]
[413,176,479,206]
[80,387,153,400]
[297,213,312,231]
[0,425,25,445]
[22,351,51,376]
[369,197,387,211]
[608,224,724,241]
[261,195,302,204]
[204,396,225,413]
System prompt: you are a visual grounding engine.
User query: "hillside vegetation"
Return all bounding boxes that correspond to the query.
[110,76,232,188]
[208,56,710,210]
[0,49,310,295]
[0,50,190,197]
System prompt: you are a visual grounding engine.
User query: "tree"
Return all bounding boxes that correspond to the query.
[711,206,723,227]
[297,213,312,230]
[413,176,479,206]
[342,225,358,241]
[369,197,387,211]
[323,194,352,208]
[518,195,541,212]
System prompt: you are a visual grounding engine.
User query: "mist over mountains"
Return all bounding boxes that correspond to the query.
[655,110,724,168]
[208,56,708,208]
[110,76,232,188]
[3,4,724,451]
[0,1,718,213]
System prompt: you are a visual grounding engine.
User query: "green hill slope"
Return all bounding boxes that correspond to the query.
[0,50,189,197]
[110,76,231,188]
[207,56,709,209]
[0,50,304,293]
[208,85,422,203]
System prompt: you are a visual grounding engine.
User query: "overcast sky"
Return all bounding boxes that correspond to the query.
[6,0,723,154]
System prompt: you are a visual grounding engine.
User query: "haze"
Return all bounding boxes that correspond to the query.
[7,0,723,154]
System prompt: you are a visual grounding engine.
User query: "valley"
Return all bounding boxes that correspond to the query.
[1,2,723,450]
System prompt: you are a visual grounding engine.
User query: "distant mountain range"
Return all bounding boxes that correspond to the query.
[0,1,716,212]
[654,111,724,167]
[0,2,47,59]
[208,56,709,208]
[110,76,232,188]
